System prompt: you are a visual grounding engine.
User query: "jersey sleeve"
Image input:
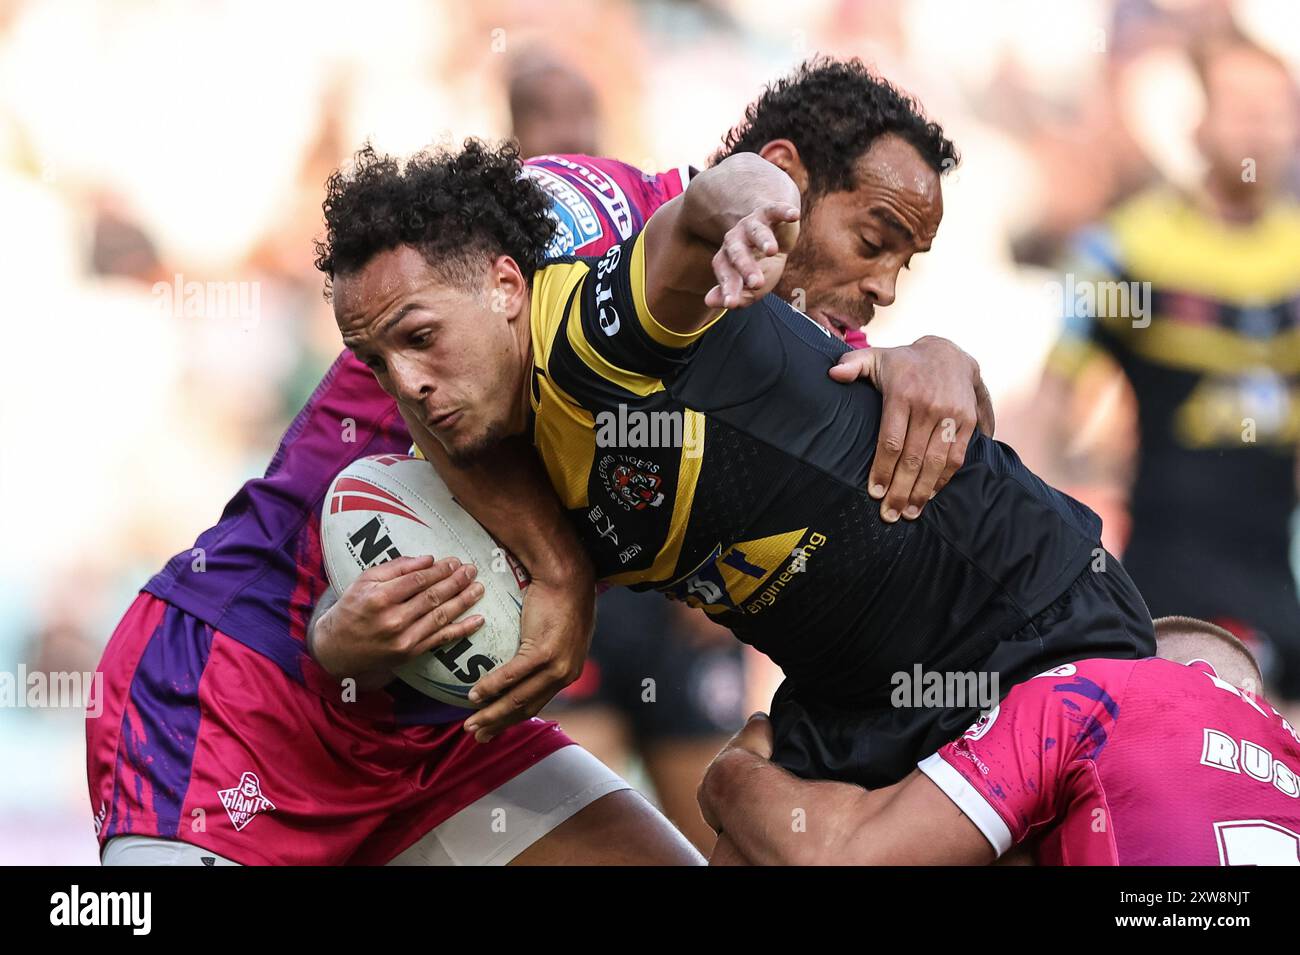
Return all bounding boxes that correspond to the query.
[584,232,725,376]
[533,231,727,402]
[917,661,1130,856]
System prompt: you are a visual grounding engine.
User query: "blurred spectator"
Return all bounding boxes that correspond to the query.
[89,192,166,284]
[1032,31,1300,710]
[507,48,601,158]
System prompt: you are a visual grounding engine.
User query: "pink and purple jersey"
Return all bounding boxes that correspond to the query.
[920,656,1300,865]
[88,593,574,861]
[140,155,688,723]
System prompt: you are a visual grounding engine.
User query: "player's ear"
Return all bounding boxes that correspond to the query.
[757,139,810,194]
[488,254,529,322]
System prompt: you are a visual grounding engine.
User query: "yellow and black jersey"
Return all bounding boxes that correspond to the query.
[526,232,1146,718]
[1046,186,1300,666]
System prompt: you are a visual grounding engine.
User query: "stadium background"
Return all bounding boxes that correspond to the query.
[1,0,1298,863]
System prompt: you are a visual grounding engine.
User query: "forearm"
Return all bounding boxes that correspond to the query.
[401,407,593,589]
[679,153,801,250]
[704,750,870,866]
[644,154,801,308]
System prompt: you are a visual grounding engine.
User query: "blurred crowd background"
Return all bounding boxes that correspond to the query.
[2,0,1299,863]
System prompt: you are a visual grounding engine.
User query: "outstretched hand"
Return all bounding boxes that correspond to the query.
[704,202,801,310]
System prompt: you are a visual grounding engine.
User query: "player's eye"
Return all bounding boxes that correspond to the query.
[860,237,882,258]
[411,329,433,348]
[365,356,386,373]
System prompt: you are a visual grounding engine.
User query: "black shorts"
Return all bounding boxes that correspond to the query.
[549,588,747,743]
[768,555,1156,788]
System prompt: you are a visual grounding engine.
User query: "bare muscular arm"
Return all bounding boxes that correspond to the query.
[399,406,596,742]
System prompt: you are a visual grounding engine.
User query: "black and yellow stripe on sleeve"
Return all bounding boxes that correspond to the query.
[572,233,725,386]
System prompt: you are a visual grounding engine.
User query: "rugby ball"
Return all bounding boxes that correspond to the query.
[320,453,528,706]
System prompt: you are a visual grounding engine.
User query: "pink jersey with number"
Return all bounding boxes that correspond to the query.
[919,657,1300,865]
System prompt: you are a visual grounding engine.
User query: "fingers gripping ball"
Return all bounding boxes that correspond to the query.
[321,454,527,706]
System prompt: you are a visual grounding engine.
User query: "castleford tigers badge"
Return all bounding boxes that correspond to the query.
[598,453,665,511]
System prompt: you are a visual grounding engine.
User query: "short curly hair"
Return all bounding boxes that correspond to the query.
[313,138,557,297]
[711,57,958,196]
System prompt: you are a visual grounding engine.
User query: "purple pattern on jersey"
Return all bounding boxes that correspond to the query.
[143,351,409,662]
[113,601,212,841]
[141,156,686,721]
[940,657,1300,864]
[1052,675,1119,758]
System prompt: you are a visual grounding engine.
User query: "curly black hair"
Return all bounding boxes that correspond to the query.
[313,138,557,296]
[711,57,958,196]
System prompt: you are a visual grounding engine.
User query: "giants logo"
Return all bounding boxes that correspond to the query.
[218,772,276,831]
[963,706,1000,741]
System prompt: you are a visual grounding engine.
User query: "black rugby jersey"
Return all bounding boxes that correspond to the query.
[530,232,1117,701]
[1049,187,1300,552]
[1046,186,1300,662]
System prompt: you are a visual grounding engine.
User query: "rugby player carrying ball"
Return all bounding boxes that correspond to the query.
[316,106,1153,802]
[89,61,1004,865]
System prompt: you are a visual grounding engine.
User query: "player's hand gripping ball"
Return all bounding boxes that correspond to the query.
[320,454,527,706]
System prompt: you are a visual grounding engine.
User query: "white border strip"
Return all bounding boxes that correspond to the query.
[918,752,1014,856]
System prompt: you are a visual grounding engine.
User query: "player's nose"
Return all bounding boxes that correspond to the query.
[388,356,435,403]
[860,269,897,308]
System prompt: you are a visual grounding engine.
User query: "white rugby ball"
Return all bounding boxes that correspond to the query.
[320,453,528,706]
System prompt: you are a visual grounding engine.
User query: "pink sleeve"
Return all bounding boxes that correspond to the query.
[917,661,1128,855]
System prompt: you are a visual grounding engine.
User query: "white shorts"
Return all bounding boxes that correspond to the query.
[102,745,630,866]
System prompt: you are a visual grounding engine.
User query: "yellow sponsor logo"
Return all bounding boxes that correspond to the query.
[743,531,828,614]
